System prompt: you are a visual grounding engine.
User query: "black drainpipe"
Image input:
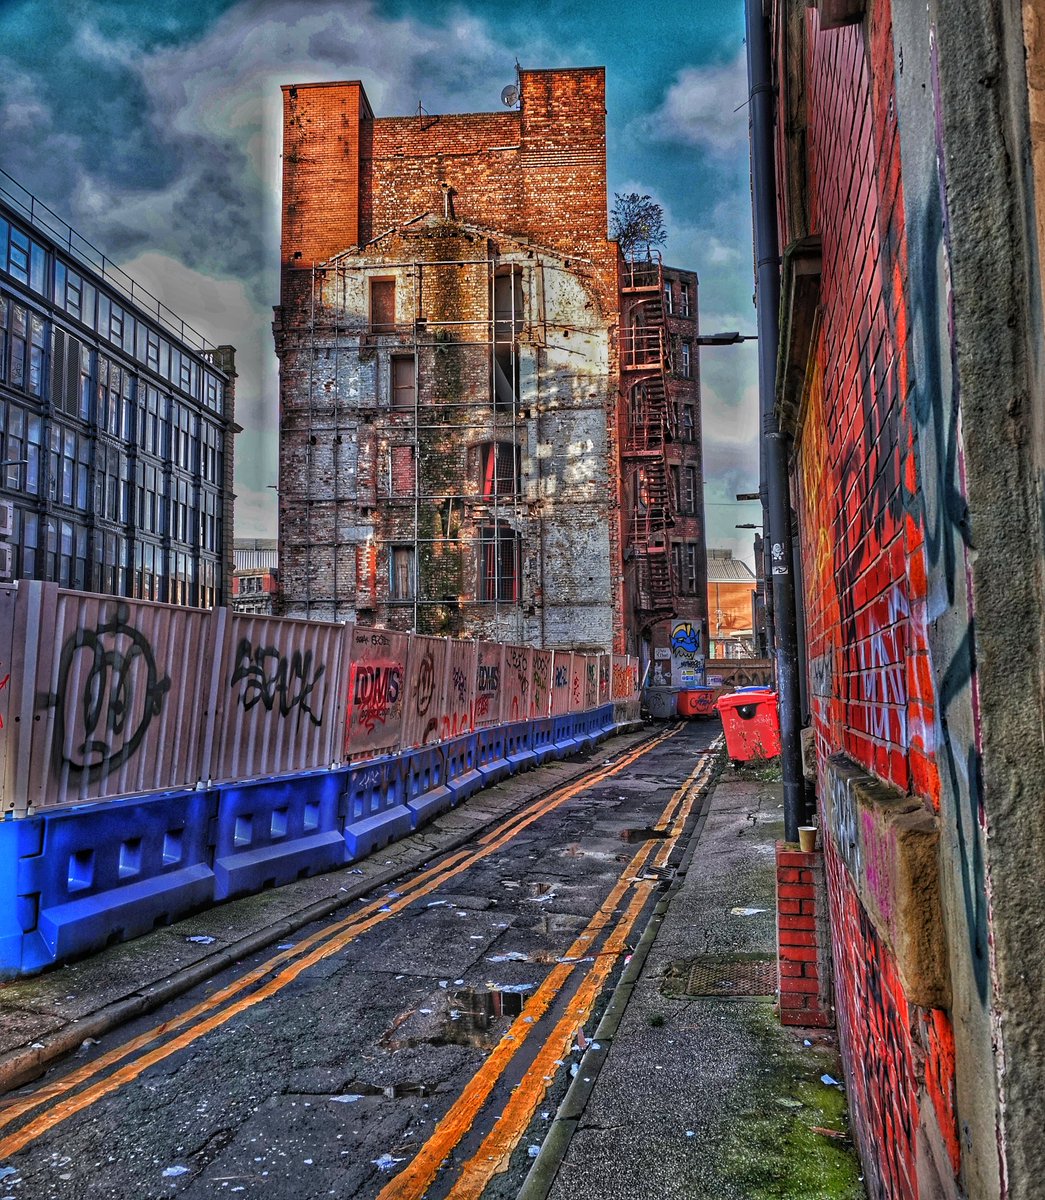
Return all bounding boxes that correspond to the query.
[746,0,807,841]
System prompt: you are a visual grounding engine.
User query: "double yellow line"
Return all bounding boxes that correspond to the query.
[0,725,683,1159]
[379,746,716,1200]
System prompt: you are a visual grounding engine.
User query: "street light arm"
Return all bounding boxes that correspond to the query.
[693,332,758,345]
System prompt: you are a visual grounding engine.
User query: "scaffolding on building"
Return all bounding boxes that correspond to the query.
[281,248,605,643]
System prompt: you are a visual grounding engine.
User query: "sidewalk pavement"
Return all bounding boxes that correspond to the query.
[523,766,866,1200]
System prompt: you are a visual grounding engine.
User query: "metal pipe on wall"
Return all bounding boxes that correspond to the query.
[745,0,807,841]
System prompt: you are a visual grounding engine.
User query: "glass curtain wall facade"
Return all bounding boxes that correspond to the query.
[0,178,235,606]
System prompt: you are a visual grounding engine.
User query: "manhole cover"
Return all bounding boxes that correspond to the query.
[661,956,777,998]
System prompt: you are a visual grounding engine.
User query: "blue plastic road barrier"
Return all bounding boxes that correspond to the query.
[531,718,558,764]
[476,726,511,785]
[571,711,596,753]
[595,702,617,738]
[552,714,581,756]
[343,805,413,861]
[444,734,483,805]
[341,755,412,860]
[400,746,452,827]
[505,721,537,773]
[212,771,347,901]
[0,699,624,977]
[1,789,217,977]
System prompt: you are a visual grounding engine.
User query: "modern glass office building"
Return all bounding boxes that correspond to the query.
[0,171,236,606]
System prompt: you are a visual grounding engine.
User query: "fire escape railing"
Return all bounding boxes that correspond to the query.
[620,253,676,619]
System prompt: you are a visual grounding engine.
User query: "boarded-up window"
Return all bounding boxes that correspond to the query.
[391,545,414,599]
[370,278,395,331]
[392,356,415,409]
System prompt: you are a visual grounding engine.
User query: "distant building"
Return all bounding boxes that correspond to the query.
[232,537,278,615]
[274,68,707,661]
[0,170,236,605]
[706,548,757,658]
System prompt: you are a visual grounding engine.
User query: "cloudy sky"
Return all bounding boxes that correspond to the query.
[0,0,760,562]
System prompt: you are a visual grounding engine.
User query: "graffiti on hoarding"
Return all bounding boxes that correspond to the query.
[353,663,403,735]
[46,604,171,780]
[532,652,550,712]
[451,667,467,703]
[0,666,9,728]
[440,710,471,740]
[611,663,633,699]
[476,663,500,694]
[506,647,528,696]
[554,665,569,688]
[415,650,435,717]
[231,639,326,726]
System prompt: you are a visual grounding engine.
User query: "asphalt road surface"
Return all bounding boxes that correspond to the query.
[0,721,719,1200]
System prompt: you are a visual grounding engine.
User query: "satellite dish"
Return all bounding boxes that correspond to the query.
[501,83,519,108]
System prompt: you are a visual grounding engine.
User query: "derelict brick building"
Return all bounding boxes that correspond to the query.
[274,67,706,658]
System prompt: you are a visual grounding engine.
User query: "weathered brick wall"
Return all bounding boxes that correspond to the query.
[276,70,624,652]
[281,81,372,268]
[777,0,1045,1184]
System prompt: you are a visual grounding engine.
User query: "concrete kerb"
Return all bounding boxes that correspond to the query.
[518,743,726,1200]
[0,724,662,1097]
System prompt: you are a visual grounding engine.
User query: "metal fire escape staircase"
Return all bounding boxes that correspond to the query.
[621,254,676,622]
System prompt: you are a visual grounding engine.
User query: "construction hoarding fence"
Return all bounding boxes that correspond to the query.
[0,580,640,977]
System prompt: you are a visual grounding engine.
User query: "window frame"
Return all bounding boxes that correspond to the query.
[477,525,520,604]
[391,354,416,411]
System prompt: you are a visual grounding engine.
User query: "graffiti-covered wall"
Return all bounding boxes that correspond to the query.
[771,0,1045,1197]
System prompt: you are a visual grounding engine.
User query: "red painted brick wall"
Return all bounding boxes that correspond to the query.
[776,3,963,1197]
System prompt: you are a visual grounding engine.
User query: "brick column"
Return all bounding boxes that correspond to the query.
[776,843,831,1028]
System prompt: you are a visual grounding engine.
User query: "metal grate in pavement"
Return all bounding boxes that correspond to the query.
[660,956,777,998]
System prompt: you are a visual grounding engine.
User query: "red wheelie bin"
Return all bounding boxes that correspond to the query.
[715,689,781,761]
[677,687,717,718]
